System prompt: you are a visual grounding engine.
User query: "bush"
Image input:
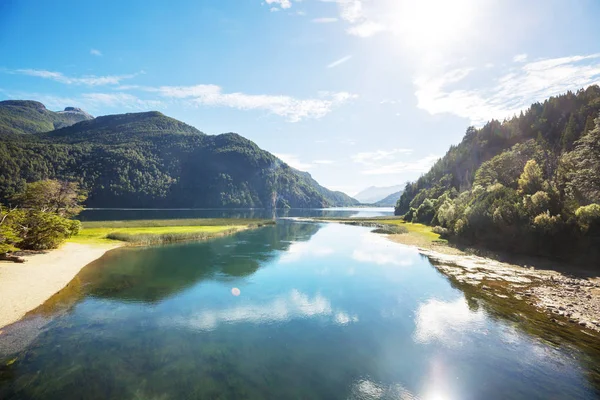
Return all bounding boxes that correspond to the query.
[533,212,563,235]
[575,203,600,232]
[432,226,449,237]
[18,212,81,250]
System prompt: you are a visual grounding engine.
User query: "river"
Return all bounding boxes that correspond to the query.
[1,217,599,399]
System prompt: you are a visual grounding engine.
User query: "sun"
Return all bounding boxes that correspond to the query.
[386,0,479,49]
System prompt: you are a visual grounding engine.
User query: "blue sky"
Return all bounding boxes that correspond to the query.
[2,0,600,196]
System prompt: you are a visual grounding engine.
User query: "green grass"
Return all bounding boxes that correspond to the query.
[312,216,445,244]
[70,219,275,246]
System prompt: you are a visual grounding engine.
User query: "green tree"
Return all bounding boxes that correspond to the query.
[518,160,546,196]
[561,115,578,152]
[18,211,81,250]
[0,205,23,254]
[569,116,600,204]
[13,180,87,217]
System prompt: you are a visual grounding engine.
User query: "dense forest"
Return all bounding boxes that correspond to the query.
[0,101,357,209]
[395,85,600,263]
[0,100,93,135]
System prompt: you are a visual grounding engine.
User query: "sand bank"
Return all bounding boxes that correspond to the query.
[0,242,121,329]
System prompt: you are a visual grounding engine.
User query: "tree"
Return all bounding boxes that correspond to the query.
[518,160,546,196]
[17,211,81,250]
[0,205,23,254]
[569,116,600,204]
[561,115,578,152]
[13,180,87,217]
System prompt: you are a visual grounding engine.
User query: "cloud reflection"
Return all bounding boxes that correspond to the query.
[170,289,358,331]
[352,232,417,267]
[414,298,486,346]
[279,241,334,263]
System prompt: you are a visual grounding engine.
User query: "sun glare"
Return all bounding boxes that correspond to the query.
[387,0,478,49]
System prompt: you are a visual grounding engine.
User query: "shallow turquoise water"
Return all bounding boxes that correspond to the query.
[1,221,600,399]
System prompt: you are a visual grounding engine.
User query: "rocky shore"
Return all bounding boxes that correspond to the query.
[419,249,600,334]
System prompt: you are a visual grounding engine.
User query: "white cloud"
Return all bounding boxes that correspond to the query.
[90,48,102,57]
[414,53,600,125]
[313,159,334,164]
[513,53,528,62]
[346,20,385,37]
[351,148,413,165]
[270,7,280,12]
[361,155,439,175]
[273,153,314,170]
[81,92,165,110]
[266,0,292,9]
[312,17,338,23]
[327,55,352,69]
[144,84,357,122]
[12,69,139,86]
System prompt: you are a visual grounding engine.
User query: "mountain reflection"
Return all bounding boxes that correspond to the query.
[78,221,321,303]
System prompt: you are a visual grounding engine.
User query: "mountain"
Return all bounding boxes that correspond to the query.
[0,104,358,209]
[395,85,600,264]
[374,191,403,207]
[354,185,404,204]
[0,100,93,135]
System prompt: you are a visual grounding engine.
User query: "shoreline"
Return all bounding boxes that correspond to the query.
[386,233,600,334]
[0,242,122,330]
[304,217,600,334]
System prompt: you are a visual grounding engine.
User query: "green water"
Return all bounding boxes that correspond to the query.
[1,221,600,399]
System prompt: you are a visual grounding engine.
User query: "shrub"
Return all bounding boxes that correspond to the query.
[575,203,600,232]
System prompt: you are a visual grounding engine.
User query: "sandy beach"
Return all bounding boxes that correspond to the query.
[0,242,121,329]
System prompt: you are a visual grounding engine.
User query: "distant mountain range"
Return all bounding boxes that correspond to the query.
[373,191,403,207]
[354,185,404,204]
[0,100,358,209]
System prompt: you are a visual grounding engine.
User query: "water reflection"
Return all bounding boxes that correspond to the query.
[413,298,487,346]
[352,231,417,266]
[78,207,394,221]
[169,289,358,331]
[1,222,600,399]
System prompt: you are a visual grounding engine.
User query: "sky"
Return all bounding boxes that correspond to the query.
[2,0,600,196]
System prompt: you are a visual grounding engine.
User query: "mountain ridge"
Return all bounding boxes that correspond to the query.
[0,101,357,209]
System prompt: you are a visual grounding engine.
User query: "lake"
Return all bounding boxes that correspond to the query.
[78,207,395,221]
[1,220,600,399]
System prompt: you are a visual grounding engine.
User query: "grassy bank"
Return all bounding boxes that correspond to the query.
[70,219,275,246]
[311,217,455,253]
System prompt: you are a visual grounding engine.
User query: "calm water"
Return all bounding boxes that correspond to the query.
[2,221,600,399]
[78,207,395,221]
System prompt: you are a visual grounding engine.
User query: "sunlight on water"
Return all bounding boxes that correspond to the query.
[1,221,599,399]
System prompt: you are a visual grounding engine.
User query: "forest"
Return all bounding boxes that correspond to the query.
[396,85,600,263]
[0,101,357,209]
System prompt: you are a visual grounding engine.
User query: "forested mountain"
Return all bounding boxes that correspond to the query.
[0,103,357,209]
[0,100,93,135]
[374,191,403,207]
[396,85,600,263]
[354,185,404,204]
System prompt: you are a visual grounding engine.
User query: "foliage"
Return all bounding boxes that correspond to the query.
[13,179,87,217]
[395,85,600,263]
[0,108,357,208]
[0,179,86,254]
[0,205,23,253]
[18,211,81,250]
[0,100,92,135]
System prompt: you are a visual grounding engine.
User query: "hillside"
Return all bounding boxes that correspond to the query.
[354,185,404,204]
[0,104,357,209]
[0,100,93,135]
[395,85,600,264]
[374,191,403,207]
